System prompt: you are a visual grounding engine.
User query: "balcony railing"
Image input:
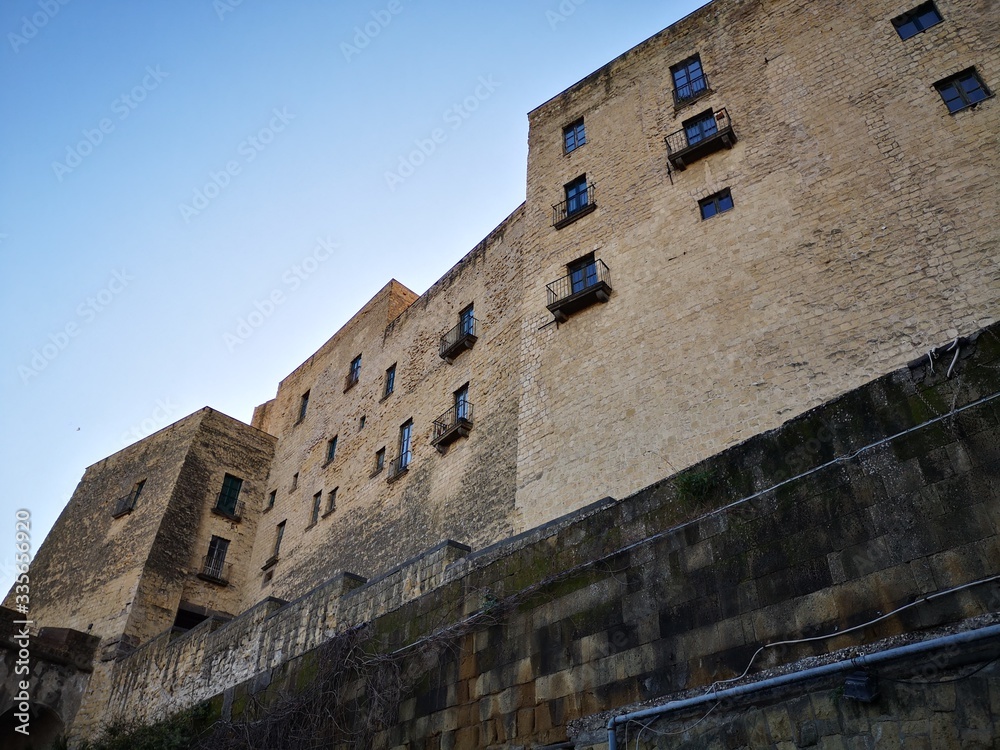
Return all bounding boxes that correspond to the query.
[432,402,474,453]
[387,451,412,482]
[198,554,231,585]
[440,318,479,363]
[111,489,140,518]
[552,183,597,229]
[212,497,244,522]
[673,72,710,106]
[664,108,737,170]
[545,259,612,322]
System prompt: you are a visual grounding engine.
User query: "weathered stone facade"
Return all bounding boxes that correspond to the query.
[3,0,998,745]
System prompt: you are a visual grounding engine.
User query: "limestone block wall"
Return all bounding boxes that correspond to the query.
[89,321,1000,748]
[4,409,275,658]
[515,0,1000,528]
[3,412,204,651]
[245,208,526,608]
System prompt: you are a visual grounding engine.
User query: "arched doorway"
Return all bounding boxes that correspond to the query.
[0,703,65,749]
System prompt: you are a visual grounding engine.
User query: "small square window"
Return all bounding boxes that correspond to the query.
[563,118,585,153]
[892,2,943,39]
[699,189,734,220]
[297,390,309,423]
[384,365,396,398]
[325,436,338,464]
[671,55,707,104]
[934,68,991,113]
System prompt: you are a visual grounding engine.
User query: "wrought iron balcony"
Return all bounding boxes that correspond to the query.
[432,402,474,453]
[545,259,612,322]
[552,183,597,229]
[673,72,711,106]
[387,451,412,482]
[198,554,231,585]
[664,108,737,170]
[111,489,140,518]
[212,497,244,522]
[440,318,479,363]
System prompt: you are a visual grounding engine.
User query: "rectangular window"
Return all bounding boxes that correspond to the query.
[563,118,585,153]
[455,384,470,422]
[398,420,413,470]
[359,415,366,430]
[326,487,338,515]
[204,536,229,579]
[671,55,707,103]
[310,491,322,525]
[217,473,243,515]
[297,390,310,423]
[272,521,285,558]
[892,2,943,39]
[684,109,718,147]
[347,354,362,388]
[291,472,298,491]
[564,175,590,216]
[699,188,735,220]
[935,68,991,113]
[568,253,598,294]
[267,490,276,509]
[384,365,396,398]
[373,448,385,475]
[459,304,475,337]
[326,436,338,464]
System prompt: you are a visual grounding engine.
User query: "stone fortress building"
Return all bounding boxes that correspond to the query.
[3,0,998,747]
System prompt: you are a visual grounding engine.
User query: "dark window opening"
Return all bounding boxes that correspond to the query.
[272,521,285,559]
[325,487,338,515]
[892,2,943,39]
[684,109,718,147]
[563,118,586,153]
[455,384,470,422]
[383,365,396,398]
[373,448,385,476]
[398,420,412,471]
[291,472,298,491]
[267,490,276,510]
[297,390,310,423]
[935,68,990,113]
[569,253,598,294]
[215,473,243,519]
[671,55,708,104]
[309,492,322,526]
[699,188,735,220]
[565,175,590,216]
[346,354,362,390]
[201,536,230,582]
[326,436,338,464]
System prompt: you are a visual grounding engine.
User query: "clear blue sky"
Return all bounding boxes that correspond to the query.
[0,0,706,597]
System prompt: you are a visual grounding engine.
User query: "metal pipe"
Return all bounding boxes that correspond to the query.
[606,623,1000,750]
